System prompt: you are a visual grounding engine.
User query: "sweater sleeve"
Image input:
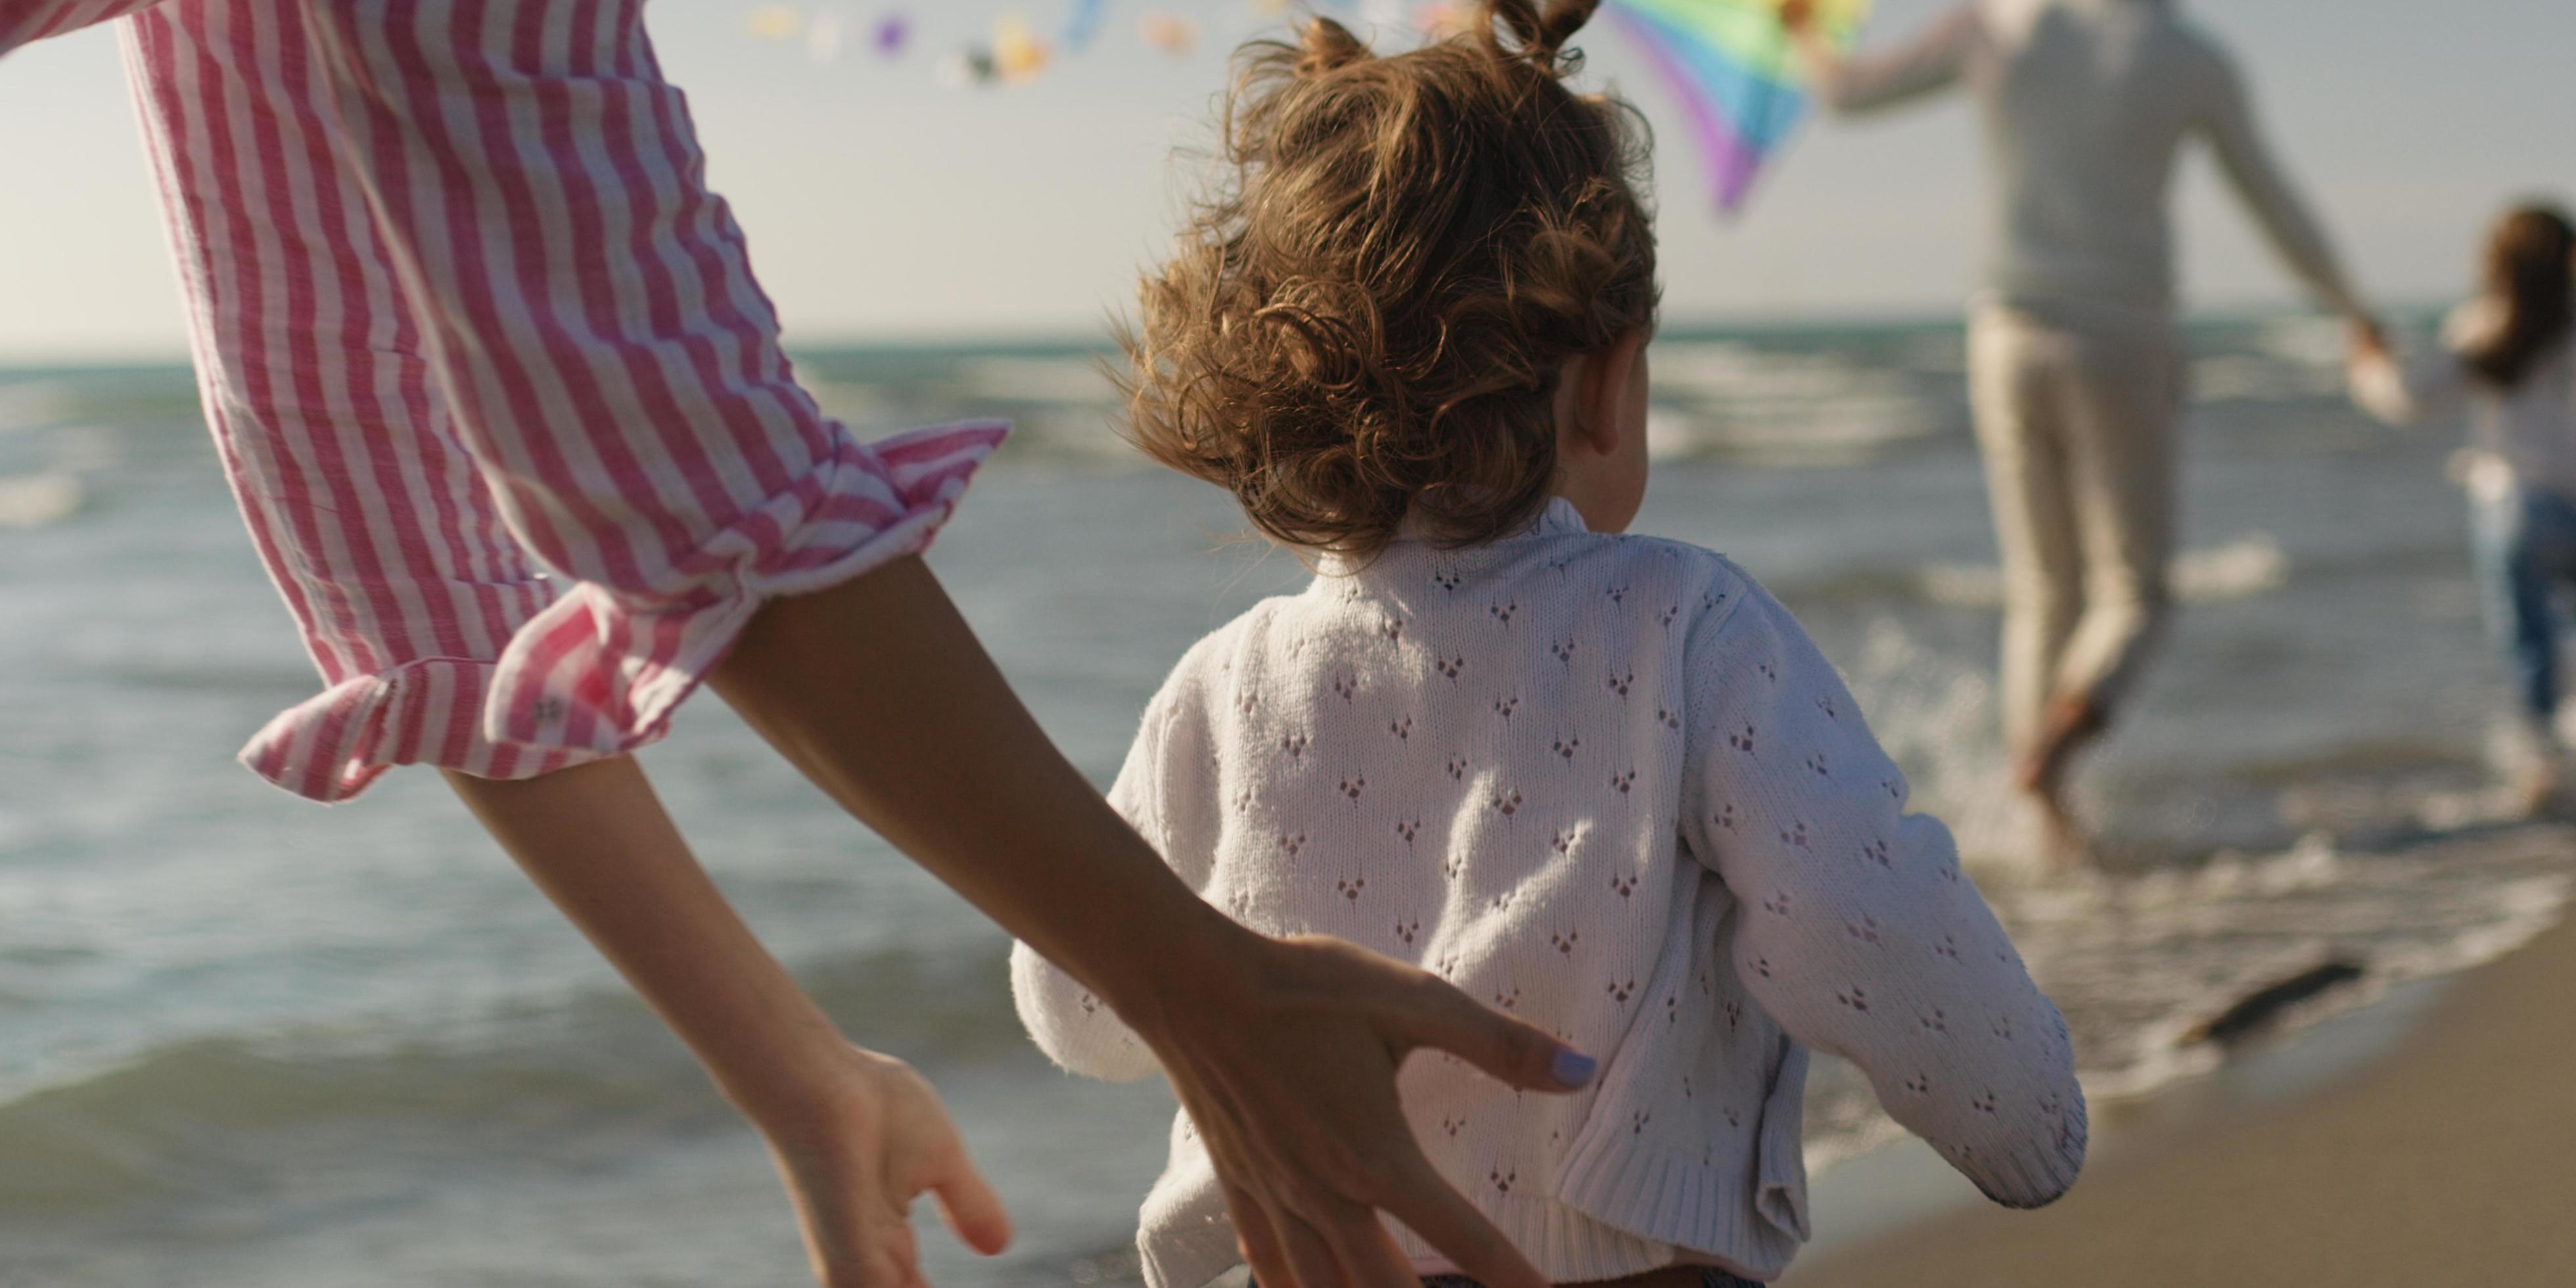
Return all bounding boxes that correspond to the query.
[1678,572,2086,1208]
[2193,43,2366,321]
[1810,4,1977,117]
[1009,667,1218,1083]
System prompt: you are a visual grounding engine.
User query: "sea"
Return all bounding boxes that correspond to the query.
[3,314,2570,1285]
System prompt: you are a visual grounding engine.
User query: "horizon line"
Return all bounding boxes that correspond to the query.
[0,296,2452,371]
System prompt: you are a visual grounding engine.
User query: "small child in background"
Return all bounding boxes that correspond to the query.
[1012,4,2086,1285]
[2352,204,2576,816]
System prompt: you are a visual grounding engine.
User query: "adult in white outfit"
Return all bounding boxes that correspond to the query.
[1789,0,2381,854]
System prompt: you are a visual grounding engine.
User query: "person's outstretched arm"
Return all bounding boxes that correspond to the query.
[712,555,1597,1288]
[446,756,1012,1288]
[1787,1,1978,117]
[2196,43,2374,330]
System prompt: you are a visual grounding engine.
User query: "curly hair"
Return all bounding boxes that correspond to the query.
[1121,0,1658,563]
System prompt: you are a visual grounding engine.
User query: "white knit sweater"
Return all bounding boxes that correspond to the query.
[1012,499,2086,1288]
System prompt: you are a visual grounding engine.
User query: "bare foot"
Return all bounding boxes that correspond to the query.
[2017,693,2107,868]
[2017,695,2105,807]
[2031,794,2096,870]
[2016,693,2107,798]
[2513,761,2562,821]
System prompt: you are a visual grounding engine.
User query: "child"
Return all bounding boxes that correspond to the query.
[1013,5,2087,1286]
[2352,203,2576,816]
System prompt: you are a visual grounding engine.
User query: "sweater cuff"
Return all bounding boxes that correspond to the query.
[1943,1086,2088,1209]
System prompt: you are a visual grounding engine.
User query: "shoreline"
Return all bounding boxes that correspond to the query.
[1785,821,2576,1285]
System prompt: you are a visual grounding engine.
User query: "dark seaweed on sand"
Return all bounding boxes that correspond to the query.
[2181,959,2368,1047]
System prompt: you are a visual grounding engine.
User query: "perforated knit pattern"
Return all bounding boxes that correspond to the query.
[1013,499,2085,1288]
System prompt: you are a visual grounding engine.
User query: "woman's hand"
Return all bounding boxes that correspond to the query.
[745,1044,1013,1288]
[446,758,1013,1288]
[715,555,1596,1288]
[1135,933,1596,1288]
[1777,0,1843,78]
[2347,314,2391,367]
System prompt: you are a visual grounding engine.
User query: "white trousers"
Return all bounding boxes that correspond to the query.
[1968,304,2183,755]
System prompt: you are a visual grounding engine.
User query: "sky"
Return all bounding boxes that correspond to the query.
[0,0,2568,363]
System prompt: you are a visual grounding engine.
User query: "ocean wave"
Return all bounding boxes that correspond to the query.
[2013,827,2574,1102]
[0,1035,701,1210]
[1831,616,2028,865]
[73,656,337,699]
[1776,605,2576,1172]
[1652,340,1864,394]
[0,380,78,434]
[0,369,205,431]
[1799,823,2576,1175]
[2190,354,2347,403]
[1643,403,1944,465]
[2248,313,2354,368]
[1766,534,2293,614]
[0,942,1033,1212]
[1642,339,1961,463]
[0,472,82,529]
[955,356,1120,405]
[1919,532,2291,608]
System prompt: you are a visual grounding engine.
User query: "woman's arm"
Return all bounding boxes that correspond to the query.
[710,555,1597,1288]
[2195,44,2371,325]
[444,756,1011,1288]
[1011,687,1180,1084]
[1787,1,1979,118]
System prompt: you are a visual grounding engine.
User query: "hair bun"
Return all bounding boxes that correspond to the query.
[1294,17,1370,77]
[1486,0,1601,70]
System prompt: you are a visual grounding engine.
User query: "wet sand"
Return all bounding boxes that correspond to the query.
[1789,841,2576,1286]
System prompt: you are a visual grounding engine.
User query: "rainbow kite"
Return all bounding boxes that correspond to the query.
[1609,0,1872,214]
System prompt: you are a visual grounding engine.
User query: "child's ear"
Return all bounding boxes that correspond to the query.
[1578,328,1649,456]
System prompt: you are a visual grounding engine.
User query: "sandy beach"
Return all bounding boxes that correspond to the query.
[1790,821,2576,1287]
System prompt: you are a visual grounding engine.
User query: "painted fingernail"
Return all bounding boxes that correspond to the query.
[1551,1049,1598,1088]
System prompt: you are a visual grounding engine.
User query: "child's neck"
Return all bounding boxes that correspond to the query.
[1549,478,1638,536]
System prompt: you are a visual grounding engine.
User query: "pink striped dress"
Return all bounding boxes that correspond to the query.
[3,0,1003,802]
